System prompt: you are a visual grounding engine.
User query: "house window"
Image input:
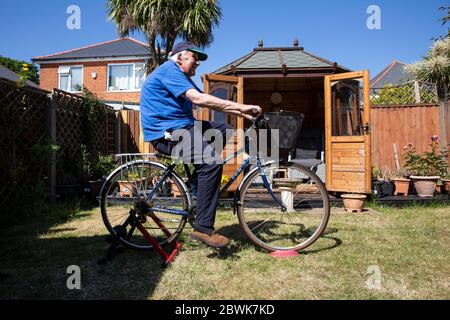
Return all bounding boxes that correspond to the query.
[58,66,83,92]
[108,63,145,91]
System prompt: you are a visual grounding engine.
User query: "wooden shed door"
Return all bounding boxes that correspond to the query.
[203,74,244,191]
[324,71,371,193]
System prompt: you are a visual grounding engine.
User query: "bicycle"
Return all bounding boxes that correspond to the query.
[99,111,330,262]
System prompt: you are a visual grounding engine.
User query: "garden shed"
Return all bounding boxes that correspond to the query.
[198,40,373,194]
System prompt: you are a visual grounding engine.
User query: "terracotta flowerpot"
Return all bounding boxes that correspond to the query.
[118,180,137,197]
[392,178,411,196]
[410,176,439,198]
[442,179,450,194]
[342,194,367,213]
[118,178,147,197]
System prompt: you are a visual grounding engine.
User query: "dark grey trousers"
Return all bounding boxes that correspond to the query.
[152,121,230,235]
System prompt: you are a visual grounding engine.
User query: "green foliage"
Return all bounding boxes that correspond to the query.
[122,170,141,181]
[80,88,106,148]
[0,55,40,84]
[437,6,450,39]
[93,153,116,179]
[160,156,193,179]
[405,37,450,99]
[371,83,416,105]
[1,140,60,220]
[80,144,116,181]
[403,137,449,177]
[0,63,58,218]
[77,89,116,181]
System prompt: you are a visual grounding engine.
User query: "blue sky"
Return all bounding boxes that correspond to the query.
[0,0,448,86]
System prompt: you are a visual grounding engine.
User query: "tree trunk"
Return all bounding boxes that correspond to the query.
[147,34,157,75]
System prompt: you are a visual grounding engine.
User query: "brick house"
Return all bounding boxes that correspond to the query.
[32,37,150,110]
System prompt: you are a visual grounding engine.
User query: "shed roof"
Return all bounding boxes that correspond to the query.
[32,37,150,63]
[213,45,351,76]
[0,65,40,88]
[370,61,414,88]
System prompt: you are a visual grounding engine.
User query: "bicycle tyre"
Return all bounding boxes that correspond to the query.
[237,162,330,252]
[100,160,191,250]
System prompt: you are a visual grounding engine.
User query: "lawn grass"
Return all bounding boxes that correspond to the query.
[0,200,449,299]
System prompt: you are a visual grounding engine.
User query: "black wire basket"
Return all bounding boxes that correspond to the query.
[263,111,305,151]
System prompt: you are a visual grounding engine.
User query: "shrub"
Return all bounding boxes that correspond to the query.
[403,136,449,176]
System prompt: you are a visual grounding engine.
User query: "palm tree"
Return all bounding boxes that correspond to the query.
[405,37,450,100]
[107,0,222,73]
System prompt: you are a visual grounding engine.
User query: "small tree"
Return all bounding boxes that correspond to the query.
[405,34,450,101]
[0,56,40,85]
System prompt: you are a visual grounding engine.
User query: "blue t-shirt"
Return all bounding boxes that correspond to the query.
[140,60,202,142]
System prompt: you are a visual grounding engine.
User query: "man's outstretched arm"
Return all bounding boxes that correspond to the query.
[183,88,262,120]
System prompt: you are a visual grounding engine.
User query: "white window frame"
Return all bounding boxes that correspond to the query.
[107,62,145,92]
[58,65,83,93]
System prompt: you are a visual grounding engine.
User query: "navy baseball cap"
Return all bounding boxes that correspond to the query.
[171,41,208,61]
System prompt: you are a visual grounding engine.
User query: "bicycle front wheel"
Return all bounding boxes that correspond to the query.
[237,162,330,252]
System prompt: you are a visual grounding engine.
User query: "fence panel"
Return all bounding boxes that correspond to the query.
[0,79,119,211]
[371,103,449,172]
[370,81,438,105]
[117,106,208,154]
[0,78,51,210]
[118,110,154,154]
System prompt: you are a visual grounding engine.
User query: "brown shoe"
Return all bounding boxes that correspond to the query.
[190,230,230,248]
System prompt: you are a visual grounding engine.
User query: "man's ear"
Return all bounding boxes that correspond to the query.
[176,53,183,65]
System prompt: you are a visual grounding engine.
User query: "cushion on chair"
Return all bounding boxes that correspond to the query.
[290,158,323,168]
[295,148,319,160]
[292,128,324,161]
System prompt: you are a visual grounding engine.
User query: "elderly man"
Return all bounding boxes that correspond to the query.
[140,41,261,248]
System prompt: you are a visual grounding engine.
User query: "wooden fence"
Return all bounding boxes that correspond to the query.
[371,102,450,172]
[0,78,51,209]
[49,89,116,198]
[116,107,206,154]
[0,78,116,207]
[116,110,153,154]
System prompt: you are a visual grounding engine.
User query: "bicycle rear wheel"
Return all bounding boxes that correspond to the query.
[100,161,190,250]
[237,162,330,252]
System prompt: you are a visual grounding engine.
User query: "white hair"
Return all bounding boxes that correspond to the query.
[170,50,189,62]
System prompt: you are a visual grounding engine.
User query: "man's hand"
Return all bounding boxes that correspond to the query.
[240,104,262,120]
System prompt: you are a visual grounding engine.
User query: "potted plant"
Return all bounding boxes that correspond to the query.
[118,170,143,197]
[378,166,395,197]
[391,168,411,196]
[403,137,449,198]
[371,166,382,199]
[90,153,116,197]
[341,193,367,213]
[442,174,450,195]
[80,145,117,199]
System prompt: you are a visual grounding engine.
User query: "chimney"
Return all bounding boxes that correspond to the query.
[258,39,263,48]
[293,37,299,47]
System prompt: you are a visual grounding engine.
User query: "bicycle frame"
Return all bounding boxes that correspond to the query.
[144,141,287,217]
